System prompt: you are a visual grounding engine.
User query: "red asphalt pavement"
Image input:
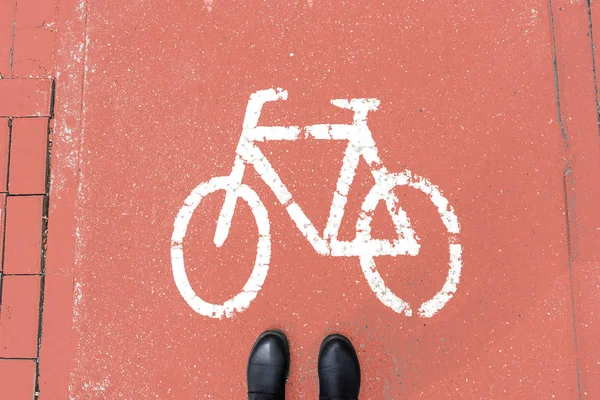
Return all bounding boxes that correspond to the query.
[0,0,599,399]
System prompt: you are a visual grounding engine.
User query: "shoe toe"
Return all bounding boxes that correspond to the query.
[250,334,289,366]
[318,335,360,399]
[247,331,290,398]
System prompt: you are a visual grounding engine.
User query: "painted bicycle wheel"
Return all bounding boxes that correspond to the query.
[171,176,271,318]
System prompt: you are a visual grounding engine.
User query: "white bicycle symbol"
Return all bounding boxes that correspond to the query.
[171,88,462,319]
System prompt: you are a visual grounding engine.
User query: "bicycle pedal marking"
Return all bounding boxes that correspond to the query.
[171,88,463,319]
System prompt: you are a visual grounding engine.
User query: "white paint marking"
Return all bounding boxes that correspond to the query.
[171,88,463,318]
[203,0,214,12]
[419,243,462,318]
[171,177,270,318]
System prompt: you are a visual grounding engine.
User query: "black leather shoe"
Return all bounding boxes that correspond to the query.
[247,330,290,400]
[318,334,360,400]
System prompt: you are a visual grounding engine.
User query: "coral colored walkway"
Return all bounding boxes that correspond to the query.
[1,0,599,399]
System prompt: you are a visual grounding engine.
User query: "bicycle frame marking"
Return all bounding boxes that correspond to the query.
[214,89,423,257]
[171,88,462,319]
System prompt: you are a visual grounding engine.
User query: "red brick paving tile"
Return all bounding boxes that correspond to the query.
[0,193,6,272]
[12,27,55,79]
[37,274,73,400]
[9,118,48,194]
[12,0,57,78]
[14,0,56,29]
[0,118,9,192]
[0,359,36,400]
[0,79,52,117]
[593,0,600,76]
[0,275,41,358]
[0,0,15,78]
[3,196,44,274]
[555,1,600,398]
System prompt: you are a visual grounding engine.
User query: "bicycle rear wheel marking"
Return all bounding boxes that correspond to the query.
[171,177,271,319]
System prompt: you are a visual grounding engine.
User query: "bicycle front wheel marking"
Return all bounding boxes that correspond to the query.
[171,177,271,319]
[358,170,463,318]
